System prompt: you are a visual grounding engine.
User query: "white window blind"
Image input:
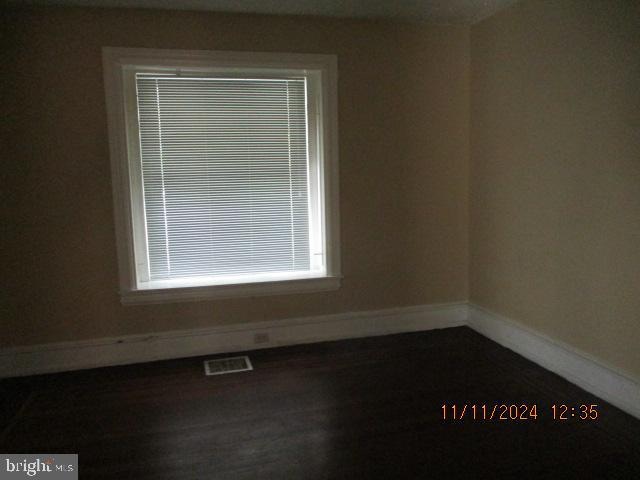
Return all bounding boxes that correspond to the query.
[135,74,313,284]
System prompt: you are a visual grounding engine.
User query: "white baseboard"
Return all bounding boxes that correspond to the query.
[467,303,640,420]
[0,302,467,378]
[3,301,639,420]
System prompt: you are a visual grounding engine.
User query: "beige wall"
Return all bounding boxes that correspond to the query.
[1,7,470,346]
[470,0,640,377]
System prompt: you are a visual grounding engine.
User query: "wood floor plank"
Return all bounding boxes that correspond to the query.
[1,327,639,479]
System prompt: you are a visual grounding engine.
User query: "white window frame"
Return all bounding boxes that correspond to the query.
[103,47,340,305]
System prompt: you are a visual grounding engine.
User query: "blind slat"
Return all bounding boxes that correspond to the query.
[136,75,312,280]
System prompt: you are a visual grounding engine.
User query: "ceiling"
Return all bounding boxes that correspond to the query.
[10,0,521,24]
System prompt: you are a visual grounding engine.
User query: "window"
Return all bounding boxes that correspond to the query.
[103,48,340,304]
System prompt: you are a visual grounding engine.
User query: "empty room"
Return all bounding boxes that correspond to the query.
[1,0,639,478]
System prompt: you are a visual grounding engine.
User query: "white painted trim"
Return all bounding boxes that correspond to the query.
[3,301,638,420]
[0,303,466,378]
[121,276,341,305]
[467,303,640,419]
[102,47,340,304]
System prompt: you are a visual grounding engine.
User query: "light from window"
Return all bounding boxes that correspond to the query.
[103,48,340,303]
[136,75,317,285]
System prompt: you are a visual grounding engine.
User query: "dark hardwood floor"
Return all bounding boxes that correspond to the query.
[1,327,639,479]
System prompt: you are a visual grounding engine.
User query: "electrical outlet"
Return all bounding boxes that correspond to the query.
[254,333,270,344]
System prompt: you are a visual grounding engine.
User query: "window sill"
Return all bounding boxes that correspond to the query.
[120,275,341,305]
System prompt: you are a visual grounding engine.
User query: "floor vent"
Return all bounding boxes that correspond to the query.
[204,356,253,376]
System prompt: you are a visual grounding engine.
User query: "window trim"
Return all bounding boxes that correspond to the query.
[103,47,340,305]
